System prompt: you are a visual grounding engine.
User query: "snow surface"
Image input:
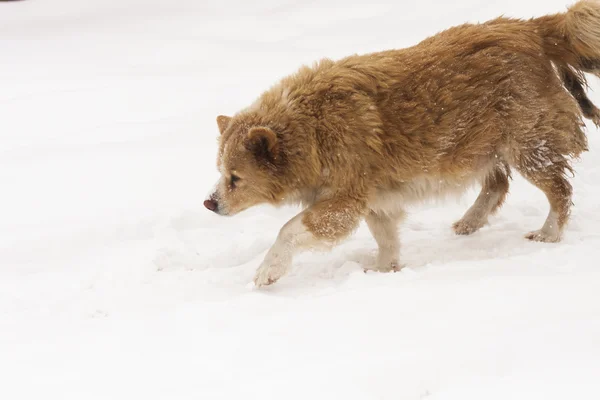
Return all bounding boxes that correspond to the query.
[2,0,600,399]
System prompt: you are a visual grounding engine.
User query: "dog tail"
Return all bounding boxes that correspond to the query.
[537,1,600,125]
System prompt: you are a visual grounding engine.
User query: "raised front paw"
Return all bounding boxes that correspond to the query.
[253,256,291,287]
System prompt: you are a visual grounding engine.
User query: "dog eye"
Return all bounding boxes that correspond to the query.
[230,174,241,188]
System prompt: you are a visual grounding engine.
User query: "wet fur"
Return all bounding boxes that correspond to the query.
[208,1,600,286]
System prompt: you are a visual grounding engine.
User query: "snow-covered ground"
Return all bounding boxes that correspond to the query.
[2,0,600,398]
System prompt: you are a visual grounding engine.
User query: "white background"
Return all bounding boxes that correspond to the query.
[1,0,600,399]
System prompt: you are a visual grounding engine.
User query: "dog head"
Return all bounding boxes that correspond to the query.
[204,114,287,216]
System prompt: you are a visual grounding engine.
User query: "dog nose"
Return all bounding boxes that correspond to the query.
[204,199,218,212]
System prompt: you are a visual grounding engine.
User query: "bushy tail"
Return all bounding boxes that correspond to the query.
[537,1,600,125]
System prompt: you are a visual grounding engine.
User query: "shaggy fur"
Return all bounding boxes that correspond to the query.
[205,1,600,287]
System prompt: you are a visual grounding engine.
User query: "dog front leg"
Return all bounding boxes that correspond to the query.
[253,197,366,287]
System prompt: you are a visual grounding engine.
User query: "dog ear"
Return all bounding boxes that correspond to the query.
[247,126,278,161]
[216,115,232,135]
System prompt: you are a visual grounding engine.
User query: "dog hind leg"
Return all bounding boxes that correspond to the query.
[453,163,511,235]
[518,162,573,243]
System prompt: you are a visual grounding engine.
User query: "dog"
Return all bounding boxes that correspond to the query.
[205,1,600,287]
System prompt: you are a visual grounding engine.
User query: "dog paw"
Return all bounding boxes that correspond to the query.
[253,257,290,287]
[364,261,404,273]
[525,229,561,243]
[452,219,484,235]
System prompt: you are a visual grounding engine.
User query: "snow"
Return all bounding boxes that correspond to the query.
[1,0,600,399]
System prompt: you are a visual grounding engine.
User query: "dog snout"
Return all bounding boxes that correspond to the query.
[204,199,219,212]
